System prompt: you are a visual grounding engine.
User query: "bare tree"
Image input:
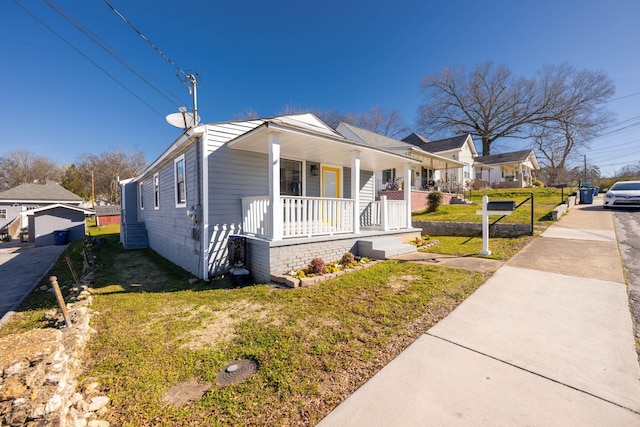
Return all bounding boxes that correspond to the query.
[532,65,614,184]
[78,149,147,204]
[0,150,62,189]
[416,62,612,156]
[314,105,409,137]
[233,108,260,120]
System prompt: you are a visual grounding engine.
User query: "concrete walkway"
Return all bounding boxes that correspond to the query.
[319,197,640,426]
[0,241,67,326]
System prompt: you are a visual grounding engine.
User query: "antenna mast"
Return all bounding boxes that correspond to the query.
[188,74,198,125]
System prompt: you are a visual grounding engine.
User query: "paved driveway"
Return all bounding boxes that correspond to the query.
[0,241,67,324]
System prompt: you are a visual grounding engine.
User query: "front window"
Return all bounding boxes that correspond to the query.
[175,155,186,207]
[0,209,6,219]
[280,159,302,196]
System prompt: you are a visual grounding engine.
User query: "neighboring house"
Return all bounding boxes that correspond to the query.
[335,123,465,210]
[336,123,464,191]
[0,182,84,238]
[402,133,478,191]
[26,204,92,246]
[95,205,121,226]
[474,149,540,188]
[119,113,422,283]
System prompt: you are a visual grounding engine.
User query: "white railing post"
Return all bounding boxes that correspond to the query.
[351,151,361,234]
[268,133,282,240]
[381,195,389,231]
[405,163,412,228]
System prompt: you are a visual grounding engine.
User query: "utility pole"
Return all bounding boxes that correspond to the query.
[584,155,588,185]
[91,170,95,208]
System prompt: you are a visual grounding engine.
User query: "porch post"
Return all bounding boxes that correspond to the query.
[404,163,412,227]
[351,151,360,234]
[268,132,282,240]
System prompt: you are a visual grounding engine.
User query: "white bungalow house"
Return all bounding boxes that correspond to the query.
[401,133,477,191]
[335,123,465,210]
[474,149,540,188]
[119,113,422,283]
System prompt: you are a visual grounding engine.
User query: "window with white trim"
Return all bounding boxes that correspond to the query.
[280,159,302,196]
[139,182,144,210]
[154,173,160,209]
[0,209,6,219]
[174,155,186,207]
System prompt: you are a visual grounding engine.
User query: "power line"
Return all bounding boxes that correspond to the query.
[12,0,166,118]
[101,0,189,79]
[43,0,188,109]
[609,91,640,102]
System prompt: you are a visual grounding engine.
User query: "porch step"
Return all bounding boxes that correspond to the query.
[122,222,149,249]
[449,196,471,205]
[358,237,416,260]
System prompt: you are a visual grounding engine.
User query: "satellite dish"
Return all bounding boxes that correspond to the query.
[166,110,200,129]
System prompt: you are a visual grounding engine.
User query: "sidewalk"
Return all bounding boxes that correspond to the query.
[318,197,640,426]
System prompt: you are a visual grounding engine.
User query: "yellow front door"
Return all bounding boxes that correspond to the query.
[321,166,341,225]
[321,166,341,198]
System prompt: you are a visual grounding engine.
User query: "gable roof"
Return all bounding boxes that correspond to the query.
[0,182,83,203]
[226,114,421,171]
[402,133,477,156]
[26,203,93,215]
[474,149,539,169]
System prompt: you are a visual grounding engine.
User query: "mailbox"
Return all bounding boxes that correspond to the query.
[486,200,515,211]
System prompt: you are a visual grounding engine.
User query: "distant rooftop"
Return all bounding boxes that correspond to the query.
[0,182,83,203]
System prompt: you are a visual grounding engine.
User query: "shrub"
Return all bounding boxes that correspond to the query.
[308,258,326,276]
[339,252,356,268]
[532,179,545,187]
[427,191,444,212]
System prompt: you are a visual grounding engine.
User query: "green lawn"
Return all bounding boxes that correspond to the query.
[1,205,548,425]
[412,187,569,225]
[2,225,485,426]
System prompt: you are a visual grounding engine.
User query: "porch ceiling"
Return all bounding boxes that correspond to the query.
[227,122,420,171]
[406,148,465,170]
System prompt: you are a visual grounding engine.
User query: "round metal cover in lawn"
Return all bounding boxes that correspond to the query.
[216,359,259,385]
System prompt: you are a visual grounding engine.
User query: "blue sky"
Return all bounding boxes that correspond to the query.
[1,0,639,176]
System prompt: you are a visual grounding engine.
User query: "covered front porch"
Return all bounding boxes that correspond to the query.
[227,116,421,242]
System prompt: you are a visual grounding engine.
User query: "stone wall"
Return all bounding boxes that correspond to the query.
[414,220,532,237]
[0,276,110,426]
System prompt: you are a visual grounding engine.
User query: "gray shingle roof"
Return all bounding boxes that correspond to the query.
[474,149,536,166]
[337,122,414,151]
[95,205,121,216]
[402,133,470,153]
[0,182,83,203]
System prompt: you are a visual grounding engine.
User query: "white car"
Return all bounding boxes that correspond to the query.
[603,180,640,209]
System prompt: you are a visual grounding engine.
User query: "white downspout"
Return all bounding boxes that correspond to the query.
[201,130,210,280]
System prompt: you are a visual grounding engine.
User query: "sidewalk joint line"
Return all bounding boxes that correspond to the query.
[426,333,640,416]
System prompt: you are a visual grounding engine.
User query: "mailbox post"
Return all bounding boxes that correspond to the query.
[476,196,515,255]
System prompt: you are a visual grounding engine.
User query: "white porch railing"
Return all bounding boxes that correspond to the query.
[363,197,407,230]
[242,195,409,239]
